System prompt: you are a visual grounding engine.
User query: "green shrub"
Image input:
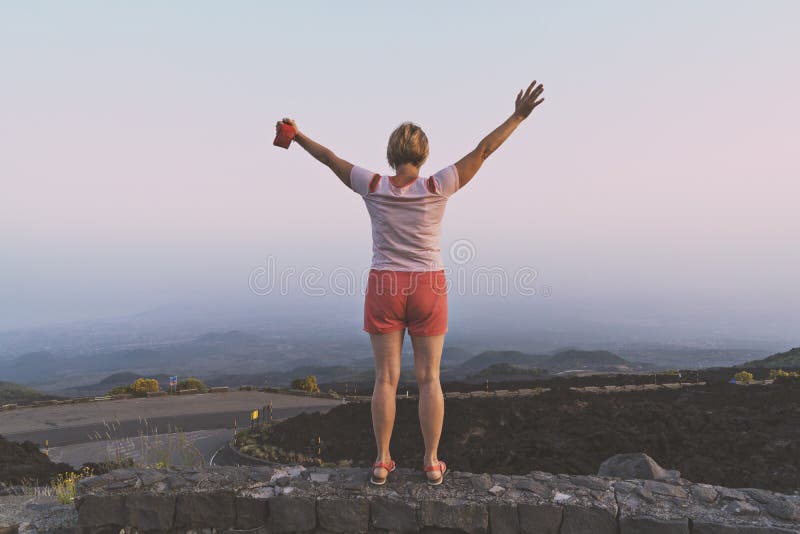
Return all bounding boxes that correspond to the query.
[51,466,93,504]
[131,378,160,394]
[176,377,208,392]
[733,370,753,383]
[769,368,800,379]
[291,375,320,393]
[107,385,132,396]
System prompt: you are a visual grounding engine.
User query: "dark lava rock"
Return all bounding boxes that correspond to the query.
[598,452,679,481]
[0,434,73,485]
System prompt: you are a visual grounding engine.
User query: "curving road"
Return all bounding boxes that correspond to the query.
[1,391,346,468]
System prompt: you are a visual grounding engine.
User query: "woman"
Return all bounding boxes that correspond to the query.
[276,79,544,485]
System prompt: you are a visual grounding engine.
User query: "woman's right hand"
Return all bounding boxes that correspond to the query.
[276,117,299,135]
[513,80,545,120]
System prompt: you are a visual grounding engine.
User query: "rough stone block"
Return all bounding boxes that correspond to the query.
[471,473,494,491]
[764,498,800,522]
[175,491,236,528]
[724,500,761,516]
[514,478,550,497]
[126,494,175,531]
[644,480,689,500]
[598,452,671,480]
[76,494,125,527]
[517,503,562,534]
[317,497,370,533]
[236,496,268,529]
[620,516,689,533]
[692,522,799,534]
[268,495,316,533]
[692,485,719,504]
[76,526,123,534]
[517,503,564,534]
[419,498,488,534]
[569,475,611,491]
[370,495,419,533]
[561,504,617,534]
[489,502,519,534]
[717,488,750,502]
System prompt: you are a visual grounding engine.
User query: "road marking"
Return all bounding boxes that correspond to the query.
[209,445,224,466]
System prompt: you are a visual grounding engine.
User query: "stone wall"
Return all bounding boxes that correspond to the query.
[72,464,800,533]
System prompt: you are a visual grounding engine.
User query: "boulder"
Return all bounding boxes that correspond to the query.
[598,453,679,481]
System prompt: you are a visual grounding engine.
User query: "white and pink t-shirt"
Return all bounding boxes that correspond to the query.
[350,164,461,271]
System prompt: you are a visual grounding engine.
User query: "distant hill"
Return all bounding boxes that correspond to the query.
[349,346,474,369]
[207,365,376,389]
[202,348,662,388]
[0,328,300,390]
[96,372,141,386]
[539,350,635,373]
[0,381,56,405]
[57,372,173,397]
[207,363,422,390]
[466,363,547,381]
[445,349,655,380]
[740,347,800,369]
[440,346,475,365]
[457,351,548,372]
[0,351,60,383]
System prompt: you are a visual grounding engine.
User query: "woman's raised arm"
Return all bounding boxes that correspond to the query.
[276,118,355,188]
[454,80,545,189]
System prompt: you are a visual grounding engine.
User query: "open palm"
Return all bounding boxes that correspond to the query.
[514,80,545,119]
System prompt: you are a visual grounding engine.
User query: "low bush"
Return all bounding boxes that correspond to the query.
[291,375,320,393]
[769,368,800,379]
[176,377,208,392]
[51,466,93,504]
[131,378,160,395]
[733,370,754,383]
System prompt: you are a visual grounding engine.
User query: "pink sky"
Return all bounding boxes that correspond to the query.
[1,2,798,331]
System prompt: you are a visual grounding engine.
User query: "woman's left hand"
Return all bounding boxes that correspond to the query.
[276,117,299,134]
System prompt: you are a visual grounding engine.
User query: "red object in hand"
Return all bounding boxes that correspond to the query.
[273,122,296,149]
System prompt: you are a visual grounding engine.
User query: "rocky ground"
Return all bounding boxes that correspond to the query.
[0,495,76,534]
[244,379,800,493]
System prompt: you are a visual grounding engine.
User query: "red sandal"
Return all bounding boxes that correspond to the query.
[370,459,396,485]
[423,460,447,485]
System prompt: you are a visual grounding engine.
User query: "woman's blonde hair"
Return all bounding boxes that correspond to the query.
[386,122,429,170]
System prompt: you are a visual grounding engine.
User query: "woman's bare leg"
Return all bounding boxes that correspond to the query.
[411,334,445,481]
[370,330,404,479]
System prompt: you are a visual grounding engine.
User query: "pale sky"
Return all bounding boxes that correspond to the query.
[1,1,798,335]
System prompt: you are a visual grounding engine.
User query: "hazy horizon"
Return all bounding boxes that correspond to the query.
[2,2,798,345]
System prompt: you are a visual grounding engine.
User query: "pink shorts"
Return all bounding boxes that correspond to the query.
[364,269,448,336]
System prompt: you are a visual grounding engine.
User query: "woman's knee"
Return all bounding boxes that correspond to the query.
[414,368,440,386]
[375,371,399,387]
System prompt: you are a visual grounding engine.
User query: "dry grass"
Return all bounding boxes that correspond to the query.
[88,416,204,469]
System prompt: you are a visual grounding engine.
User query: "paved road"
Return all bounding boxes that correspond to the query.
[210,442,275,467]
[46,427,282,468]
[46,428,234,468]
[1,391,344,447]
